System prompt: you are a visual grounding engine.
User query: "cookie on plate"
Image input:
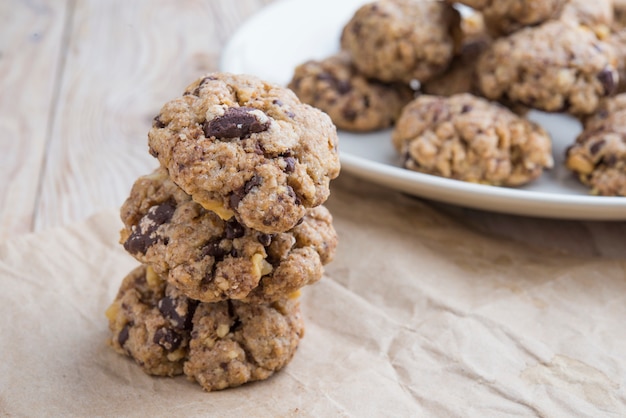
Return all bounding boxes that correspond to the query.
[565,94,626,196]
[391,94,553,186]
[340,0,460,83]
[106,265,195,376]
[449,0,568,36]
[120,168,337,303]
[476,20,618,116]
[184,294,304,392]
[148,72,340,234]
[288,52,414,132]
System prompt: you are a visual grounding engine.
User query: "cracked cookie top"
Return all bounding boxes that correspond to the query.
[147,72,340,234]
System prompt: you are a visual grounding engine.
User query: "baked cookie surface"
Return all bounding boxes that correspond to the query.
[106,265,304,391]
[392,94,553,186]
[184,295,304,392]
[148,73,340,234]
[340,0,460,83]
[120,168,337,303]
[566,94,626,196]
[476,20,618,116]
[451,0,567,36]
[288,53,413,132]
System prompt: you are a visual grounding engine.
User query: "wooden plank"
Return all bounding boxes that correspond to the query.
[0,0,69,238]
[35,0,275,231]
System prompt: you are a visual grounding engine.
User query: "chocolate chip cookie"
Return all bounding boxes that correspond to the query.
[565,94,626,196]
[340,0,460,83]
[184,294,304,392]
[476,20,619,116]
[288,53,414,132]
[450,0,568,36]
[106,265,195,376]
[120,168,337,303]
[148,73,340,234]
[392,94,554,186]
[106,265,304,391]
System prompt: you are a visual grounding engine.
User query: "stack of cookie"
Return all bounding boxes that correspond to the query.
[105,73,340,391]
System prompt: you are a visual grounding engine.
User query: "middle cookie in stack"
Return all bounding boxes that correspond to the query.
[120,168,338,303]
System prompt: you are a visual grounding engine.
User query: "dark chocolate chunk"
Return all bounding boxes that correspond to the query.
[284,156,296,173]
[286,185,302,205]
[118,323,130,347]
[123,201,176,255]
[158,296,194,330]
[243,175,262,194]
[153,115,166,128]
[203,107,270,139]
[225,219,245,239]
[257,233,272,246]
[597,68,616,95]
[589,139,606,155]
[153,327,182,351]
[201,238,228,260]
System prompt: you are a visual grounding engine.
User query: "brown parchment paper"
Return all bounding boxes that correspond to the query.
[2,174,626,417]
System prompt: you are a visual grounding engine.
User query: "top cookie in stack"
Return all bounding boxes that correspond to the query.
[148,73,340,234]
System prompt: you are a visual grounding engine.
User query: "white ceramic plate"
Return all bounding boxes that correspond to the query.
[221,0,626,220]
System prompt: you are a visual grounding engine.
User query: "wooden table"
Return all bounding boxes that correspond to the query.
[2,0,625,258]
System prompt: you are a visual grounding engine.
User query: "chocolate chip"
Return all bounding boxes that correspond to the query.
[153,327,182,351]
[285,110,296,119]
[123,201,176,255]
[148,146,158,158]
[225,219,245,239]
[337,80,352,95]
[118,323,130,347]
[590,139,606,155]
[153,115,166,128]
[284,157,296,173]
[257,233,272,246]
[597,68,616,95]
[201,238,228,260]
[158,296,194,330]
[273,99,283,106]
[461,105,472,113]
[203,107,270,139]
[286,185,301,205]
[244,175,262,194]
[229,191,243,210]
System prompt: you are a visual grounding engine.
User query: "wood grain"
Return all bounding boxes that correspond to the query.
[34,0,275,231]
[0,0,69,239]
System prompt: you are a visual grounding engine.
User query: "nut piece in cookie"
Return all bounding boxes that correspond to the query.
[340,0,460,83]
[392,94,553,186]
[148,73,340,234]
[184,297,304,392]
[288,52,414,132]
[476,20,619,116]
[105,265,195,376]
[120,169,338,303]
[450,0,568,36]
[565,94,626,196]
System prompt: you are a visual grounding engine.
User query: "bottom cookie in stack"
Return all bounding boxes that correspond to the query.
[106,264,304,391]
